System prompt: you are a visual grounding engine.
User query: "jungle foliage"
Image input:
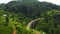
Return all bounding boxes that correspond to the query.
[0,0,60,34]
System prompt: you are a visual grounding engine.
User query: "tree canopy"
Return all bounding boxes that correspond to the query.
[0,0,60,34]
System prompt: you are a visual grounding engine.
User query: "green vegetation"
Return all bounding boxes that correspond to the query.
[0,0,60,34]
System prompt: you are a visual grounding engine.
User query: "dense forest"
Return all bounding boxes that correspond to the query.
[0,0,60,34]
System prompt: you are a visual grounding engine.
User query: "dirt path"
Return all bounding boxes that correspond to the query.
[12,28,16,34]
[27,18,44,30]
[27,18,44,34]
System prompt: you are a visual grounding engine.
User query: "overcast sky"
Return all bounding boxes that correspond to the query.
[0,0,60,5]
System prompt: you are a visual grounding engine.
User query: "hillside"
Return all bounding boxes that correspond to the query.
[0,0,60,34]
